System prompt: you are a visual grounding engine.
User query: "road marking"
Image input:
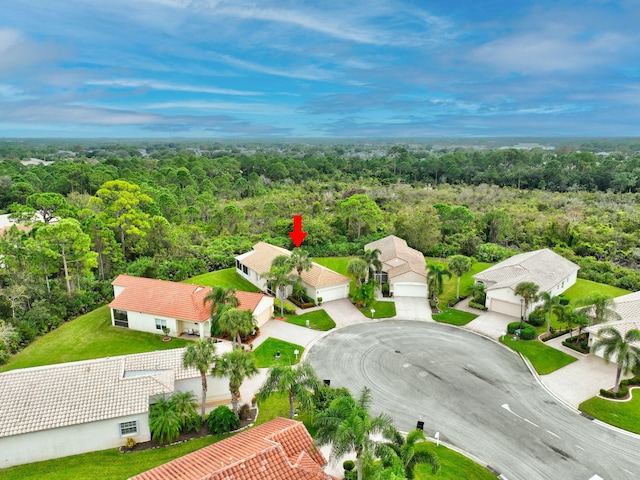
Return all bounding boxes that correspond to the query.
[589,475,603,480]
[575,444,584,450]
[546,430,561,439]
[501,404,539,428]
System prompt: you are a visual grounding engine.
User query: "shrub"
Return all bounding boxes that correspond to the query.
[600,387,629,399]
[343,460,356,471]
[527,309,546,327]
[541,329,571,342]
[558,294,570,306]
[238,403,252,421]
[125,437,136,449]
[507,322,522,334]
[519,325,537,340]
[274,298,297,315]
[468,300,487,310]
[207,406,239,434]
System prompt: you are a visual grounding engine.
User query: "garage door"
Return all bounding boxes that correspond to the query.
[488,298,521,317]
[317,284,349,302]
[393,282,427,298]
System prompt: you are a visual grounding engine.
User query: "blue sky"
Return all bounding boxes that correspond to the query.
[1,0,639,138]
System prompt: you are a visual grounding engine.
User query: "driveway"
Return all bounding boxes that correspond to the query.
[465,310,517,339]
[392,297,433,321]
[306,321,640,480]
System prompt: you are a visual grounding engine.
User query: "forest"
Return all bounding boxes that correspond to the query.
[2,139,640,362]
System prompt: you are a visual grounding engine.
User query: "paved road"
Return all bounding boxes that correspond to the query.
[306,321,640,480]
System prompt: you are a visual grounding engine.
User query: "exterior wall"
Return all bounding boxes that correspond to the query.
[176,376,231,405]
[0,413,149,468]
[113,284,126,297]
[111,310,179,337]
[316,283,350,302]
[253,297,274,327]
[237,265,268,291]
[486,287,526,317]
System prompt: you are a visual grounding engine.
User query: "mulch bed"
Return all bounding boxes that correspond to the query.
[120,408,257,453]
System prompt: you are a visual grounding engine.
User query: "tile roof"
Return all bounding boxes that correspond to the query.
[0,349,204,438]
[365,235,427,280]
[131,417,336,480]
[109,275,267,321]
[585,291,640,347]
[472,248,579,292]
[239,243,350,288]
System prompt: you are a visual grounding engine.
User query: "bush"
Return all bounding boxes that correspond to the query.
[468,300,487,310]
[343,460,356,471]
[125,437,136,449]
[527,309,546,327]
[519,325,537,340]
[600,387,629,399]
[562,335,590,354]
[541,329,571,342]
[238,403,252,421]
[274,298,297,315]
[207,406,239,434]
[558,294,570,306]
[507,322,522,334]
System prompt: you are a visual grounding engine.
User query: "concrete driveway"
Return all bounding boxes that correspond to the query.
[306,321,640,480]
[392,297,433,321]
[465,310,517,339]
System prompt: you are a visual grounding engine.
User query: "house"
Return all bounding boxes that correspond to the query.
[586,291,640,357]
[131,417,337,480]
[473,248,579,317]
[235,242,351,303]
[0,348,230,468]
[365,235,428,297]
[109,275,274,339]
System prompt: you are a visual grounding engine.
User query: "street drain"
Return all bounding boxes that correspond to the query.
[395,350,401,354]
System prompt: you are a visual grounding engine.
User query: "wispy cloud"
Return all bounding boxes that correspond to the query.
[85,79,262,96]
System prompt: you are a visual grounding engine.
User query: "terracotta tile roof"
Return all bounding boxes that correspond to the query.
[131,417,336,480]
[109,275,267,321]
[365,235,427,279]
[239,243,350,288]
[472,248,579,292]
[0,349,208,438]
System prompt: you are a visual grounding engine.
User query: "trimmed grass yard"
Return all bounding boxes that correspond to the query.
[186,268,259,292]
[500,336,577,375]
[433,308,478,326]
[426,257,493,306]
[414,442,497,480]
[0,306,191,372]
[563,278,629,304]
[359,300,396,319]
[579,390,640,435]
[285,309,336,330]
[252,337,304,367]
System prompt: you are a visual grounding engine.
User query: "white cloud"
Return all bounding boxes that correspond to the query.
[0,27,65,75]
[85,78,262,96]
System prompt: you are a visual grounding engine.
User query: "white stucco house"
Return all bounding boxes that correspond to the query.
[365,235,428,298]
[235,242,351,303]
[109,275,274,339]
[473,248,580,318]
[586,291,640,358]
[0,348,230,468]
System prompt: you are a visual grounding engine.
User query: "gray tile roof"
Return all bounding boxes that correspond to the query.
[472,248,579,292]
[0,349,199,438]
[586,291,640,347]
[365,235,427,280]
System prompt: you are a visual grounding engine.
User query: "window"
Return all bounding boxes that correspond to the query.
[242,264,248,275]
[155,319,167,331]
[119,420,138,436]
[236,259,241,270]
[113,309,129,328]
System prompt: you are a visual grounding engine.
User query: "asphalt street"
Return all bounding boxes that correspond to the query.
[306,320,640,480]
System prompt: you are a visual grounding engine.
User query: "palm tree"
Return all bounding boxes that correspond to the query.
[212,349,259,416]
[426,263,451,303]
[448,255,472,300]
[262,255,296,317]
[289,247,312,276]
[538,292,562,333]
[182,338,218,422]
[383,429,440,479]
[217,308,257,349]
[471,282,486,304]
[257,361,321,419]
[149,396,182,445]
[315,387,398,480]
[171,391,200,432]
[576,294,620,325]
[591,327,640,393]
[514,281,540,326]
[348,258,369,288]
[363,248,383,284]
[203,286,238,336]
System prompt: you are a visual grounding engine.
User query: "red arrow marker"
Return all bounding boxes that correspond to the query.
[288,215,307,247]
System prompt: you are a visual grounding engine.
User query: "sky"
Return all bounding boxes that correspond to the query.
[1,0,639,138]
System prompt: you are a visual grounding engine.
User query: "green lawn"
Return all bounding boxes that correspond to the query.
[579,389,640,435]
[433,308,478,326]
[186,268,259,292]
[415,442,497,480]
[0,306,191,372]
[315,257,357,294]
[359,300,396,319]
[426,257,493,306]
[285,309,336,330]
[562,278,629,304]
[500,336,577,375]
[252,337,304,367]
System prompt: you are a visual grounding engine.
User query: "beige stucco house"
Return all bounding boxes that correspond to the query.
[365,235,428,297]
[473,248,579,318]
[235,242,351,303]
[109,275,274,339]
[0,348,230,468]
[586,291,640,359]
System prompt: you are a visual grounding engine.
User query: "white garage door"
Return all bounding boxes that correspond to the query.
[489,298,521,317]
[317,284,349,302]
[393,282,427,298]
